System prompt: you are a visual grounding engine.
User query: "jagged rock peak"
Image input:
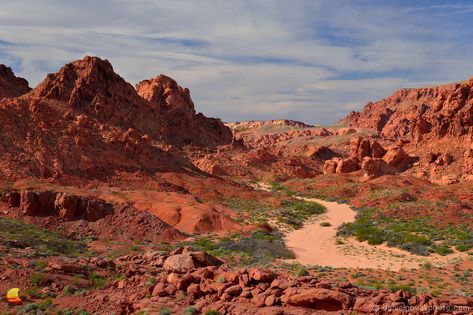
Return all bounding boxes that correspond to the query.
[0,64,31,98]
[136,74,232,147]
[31,55,141,108]
[136,74,195,113]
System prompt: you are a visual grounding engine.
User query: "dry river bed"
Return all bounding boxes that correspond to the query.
[283,197,467,271]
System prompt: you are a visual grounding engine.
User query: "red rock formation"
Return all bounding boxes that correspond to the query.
[343,77,473,139]
[0,56,233,179]
[342,76,473,182]
[0,65,31,98]
[136,75,232,147]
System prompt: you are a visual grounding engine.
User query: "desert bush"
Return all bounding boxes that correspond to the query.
[30,273,45,286]
[388,282,417,295]
[183,306,196,315]
[160,307,172,315]
[434,244,453,256]
[399,242,430,256]
[88,272,106,288]
[37,298,52,311]
[456,244,472,252]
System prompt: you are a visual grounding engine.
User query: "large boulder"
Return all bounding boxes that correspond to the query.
[322,159,339,174]
[382,145,411,171]
[349,136,386,161]
[284,288,354,311]
[163,254,195,272]
[361,157,383,179]
[336,157,360,174]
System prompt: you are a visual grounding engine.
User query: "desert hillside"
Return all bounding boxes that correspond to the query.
[341,77,473,184]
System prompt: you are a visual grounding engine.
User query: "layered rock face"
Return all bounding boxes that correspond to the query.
[136,75,233,147]
[0,189,183,242]
[0,56,232,179]
[342,77,473,182]
[0,65,31,98]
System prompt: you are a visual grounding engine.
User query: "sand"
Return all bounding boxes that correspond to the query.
[283,197,467,271]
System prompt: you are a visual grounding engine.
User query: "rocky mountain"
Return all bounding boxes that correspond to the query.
[0,56,232,180]
[0,64,31,98]
[342,77,473,183]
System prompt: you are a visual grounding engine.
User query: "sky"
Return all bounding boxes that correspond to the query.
[0,0,472,124]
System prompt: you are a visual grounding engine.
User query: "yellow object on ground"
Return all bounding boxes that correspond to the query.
[6,288,22,304]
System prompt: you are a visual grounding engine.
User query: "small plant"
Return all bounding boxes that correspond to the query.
[33,260,48,270]
[177,292,186,302]
[183,306,196,315]
[431,289,441,297]
[456,244,471,252]
[62,285,78,296]
[435,244,453,256]
[422,261,432,270]
[37,298,53,311]
[294,265,309,277]
[30,273,45,286]
[145,276,157,285]
[388,282,417,295]
[216,276,226,283]
[88,272,106,288]
[205,310,219,315]
[25,287,42,298]
[160,306,172,315]
[58,309,74,315]
[320,222,332,227]
[130,245,141,251]
[335,238,344,245]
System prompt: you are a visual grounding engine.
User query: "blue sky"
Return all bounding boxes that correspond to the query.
[0,0,472,124]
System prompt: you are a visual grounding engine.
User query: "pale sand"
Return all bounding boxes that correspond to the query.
[283,197,467,271]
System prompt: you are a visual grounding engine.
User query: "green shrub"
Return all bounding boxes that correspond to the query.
[435,244,453,256]
[456,244,471,252]
[160,307,172,315]
[294,266,309,276]
[37,298,53,311]
[422,261,432,270]
[388,283,417,295]
[177,292,186,301]
[183,306,196,315]
[205,310,219,315]
[88,272,106,288]
[62,285,78,296]
[25,287,42,299]
[30,273,45,286]
[145,276,157,285]
[431,289,441,297]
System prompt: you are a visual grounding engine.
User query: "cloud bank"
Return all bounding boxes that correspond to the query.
[0,0,472,124]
